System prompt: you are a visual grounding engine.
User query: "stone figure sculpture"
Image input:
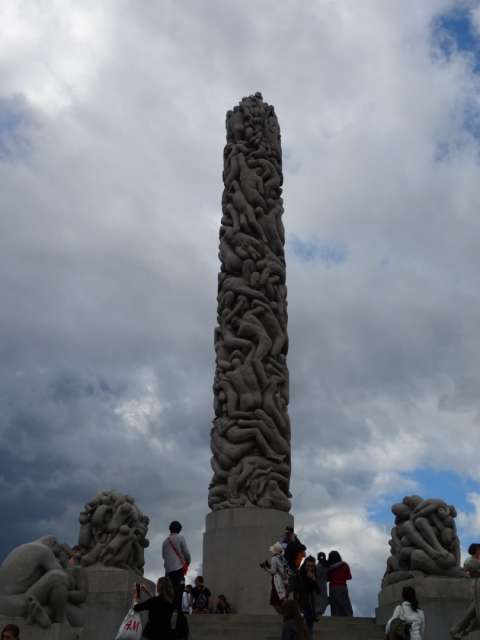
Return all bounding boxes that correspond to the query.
[0,536,87,629]
[209,92,291,512]
[383,495,465,586]
[77,490,149,575]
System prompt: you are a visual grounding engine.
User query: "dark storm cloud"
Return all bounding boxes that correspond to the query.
[2,0,480,615]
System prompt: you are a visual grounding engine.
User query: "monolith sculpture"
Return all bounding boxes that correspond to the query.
[203,92,293,614]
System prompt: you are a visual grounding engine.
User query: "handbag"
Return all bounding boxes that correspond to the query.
[114,607,143,640]
[168,537,189,575]
[387,605,411,640]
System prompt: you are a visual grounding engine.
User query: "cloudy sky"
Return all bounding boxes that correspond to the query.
[2,0,480,615]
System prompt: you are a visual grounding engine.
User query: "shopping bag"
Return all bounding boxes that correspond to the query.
[114,607,143,640]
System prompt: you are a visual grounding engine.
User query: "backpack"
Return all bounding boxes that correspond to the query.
[387,605,411,640]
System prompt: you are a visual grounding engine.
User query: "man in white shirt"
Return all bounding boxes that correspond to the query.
[162,521,191,611]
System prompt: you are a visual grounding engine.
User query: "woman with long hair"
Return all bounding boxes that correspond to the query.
[133,576,175,639]
[386,585,425,640]
[327,550,353,616]
[315,551,329,617]
[281,599,309,640]
[295,556,319,639]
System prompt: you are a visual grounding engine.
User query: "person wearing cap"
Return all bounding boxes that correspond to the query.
[267,542,288,614]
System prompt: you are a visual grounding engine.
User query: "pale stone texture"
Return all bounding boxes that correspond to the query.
[78,490,150,575]
[203,507,293,614]
[383,495,463,586]
[209,92,291,513]
[189,614,384,640]
[0,617,82,640]
[376,576,472,640]
[82,567,154,640]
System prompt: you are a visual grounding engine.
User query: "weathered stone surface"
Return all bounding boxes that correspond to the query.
[189,614,385,640]
[82,567,154,640]
[0,616,82,640]
[383,495,464,586]
[377,576,472,640]
[449,555,480,638]
[209,92,291,513]
[0,537,87,632]
[203,507,293,614]
[77,490,149,575]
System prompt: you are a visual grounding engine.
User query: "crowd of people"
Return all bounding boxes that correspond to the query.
[129,522,480,640]
[132,520,232,640]
[262,526,353,639]
[13,518,476,640]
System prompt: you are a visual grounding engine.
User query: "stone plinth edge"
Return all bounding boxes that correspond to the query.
[203,507,293,615]
[83,567,154,640]
[376,576,472,640]
[0,616,81,640]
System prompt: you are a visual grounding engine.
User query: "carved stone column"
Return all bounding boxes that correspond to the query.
[203,93,293,614]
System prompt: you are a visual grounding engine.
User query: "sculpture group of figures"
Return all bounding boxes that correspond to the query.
[209,92,292,512]
[78,490,150,575]
[0,491,150,631]
[384,495,464,586]
[0,536,87,631]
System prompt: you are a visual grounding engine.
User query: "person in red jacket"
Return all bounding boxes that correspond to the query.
[327,550,353,616]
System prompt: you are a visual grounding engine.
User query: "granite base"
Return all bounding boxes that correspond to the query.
[83,567,154,640]
[0,616,82,640]
[376,576,473,640]
[202,508,294,614]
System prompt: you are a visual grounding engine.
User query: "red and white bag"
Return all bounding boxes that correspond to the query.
[114,607,143,640]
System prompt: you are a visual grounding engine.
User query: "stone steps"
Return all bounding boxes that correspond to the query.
[188,614,385,640]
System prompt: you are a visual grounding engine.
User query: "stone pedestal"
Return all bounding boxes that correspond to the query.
[0,616,82,640]
[202,508,293,614]
[83,567,154,640]
[376,576,472,640]
[466,633,480,640]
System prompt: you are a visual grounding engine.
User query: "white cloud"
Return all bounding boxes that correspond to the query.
[1,0,480,616]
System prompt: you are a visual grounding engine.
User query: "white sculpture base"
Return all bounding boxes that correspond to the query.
[202,508,294,614]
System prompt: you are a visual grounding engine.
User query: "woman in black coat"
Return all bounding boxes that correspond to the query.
[133,577,175,639]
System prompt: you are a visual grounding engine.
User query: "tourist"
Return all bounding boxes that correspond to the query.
[181,584,193,615]
[281,599,308,640]
[133,577,175,639]
[295,556,319,639]
[386,585,425,640]
[327,550,353,616]
[162,520,191,611]
[449,543,480,639]
[266,542,288,614]
[315,552,329,617]
[215,594,232,614]
[1,625,19,640]
[68,545,82,566]
[284,527,306,573]
[191,576,211,613]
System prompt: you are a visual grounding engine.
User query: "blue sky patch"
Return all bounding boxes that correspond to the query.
[288,234,347,266]
[433,4,480,72]
[369,468,479,535]
[0,95,34,161]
